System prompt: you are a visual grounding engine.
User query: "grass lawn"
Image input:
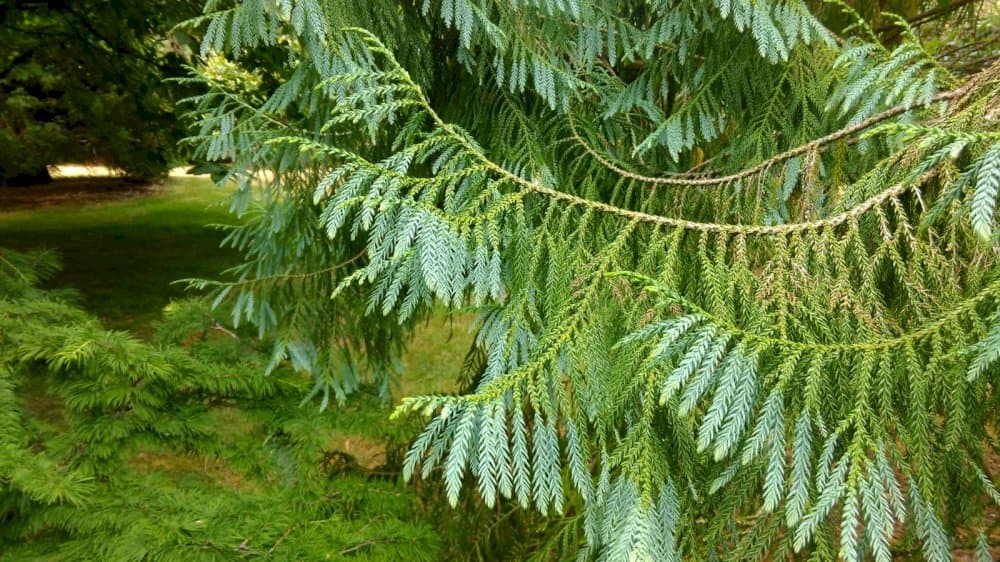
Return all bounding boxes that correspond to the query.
[0,174,493,559]
[0,175,474,393]
[0,177,239,330]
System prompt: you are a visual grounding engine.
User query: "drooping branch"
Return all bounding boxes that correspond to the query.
[568,88,960,187]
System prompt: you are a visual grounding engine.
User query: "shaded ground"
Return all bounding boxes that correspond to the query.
[0,176,238,331]
[0,173,474,471]
[0,176,165,209]
[0,174,475,385]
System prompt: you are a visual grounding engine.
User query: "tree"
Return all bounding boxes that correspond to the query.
[0,248,446,560]
[0,1,201,185]
[188,1,1000,559]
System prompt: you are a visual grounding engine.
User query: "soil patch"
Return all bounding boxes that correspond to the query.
[0,177,163,209]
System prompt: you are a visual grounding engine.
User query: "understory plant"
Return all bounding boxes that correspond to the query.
[0,248,443,560]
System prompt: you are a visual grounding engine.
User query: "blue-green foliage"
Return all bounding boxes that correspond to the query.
[185,2,1000,560]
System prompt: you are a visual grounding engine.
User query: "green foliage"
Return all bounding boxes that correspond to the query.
[186,1,1000,559]
[828,9,955,125]
[0,248,446,560]
[0,1,202,183]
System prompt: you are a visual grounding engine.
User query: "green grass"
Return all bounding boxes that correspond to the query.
[401,312,476,397]
[0,177,240,330]
[0,175,486,559]
[0,176,474,395]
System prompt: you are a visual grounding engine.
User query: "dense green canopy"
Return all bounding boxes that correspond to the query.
[0,0,200,184]
[1,0,998,560]
[186,1,1000,559]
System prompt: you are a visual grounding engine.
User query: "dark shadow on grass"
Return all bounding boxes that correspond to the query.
[0,177,163,210]
[0,177,240,331]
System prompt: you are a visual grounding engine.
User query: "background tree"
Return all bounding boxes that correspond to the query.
[0,0,201,185]
[188,1,1000,560]
[0,249,448,560]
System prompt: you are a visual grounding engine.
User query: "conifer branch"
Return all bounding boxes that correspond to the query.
[568,88,959,187]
